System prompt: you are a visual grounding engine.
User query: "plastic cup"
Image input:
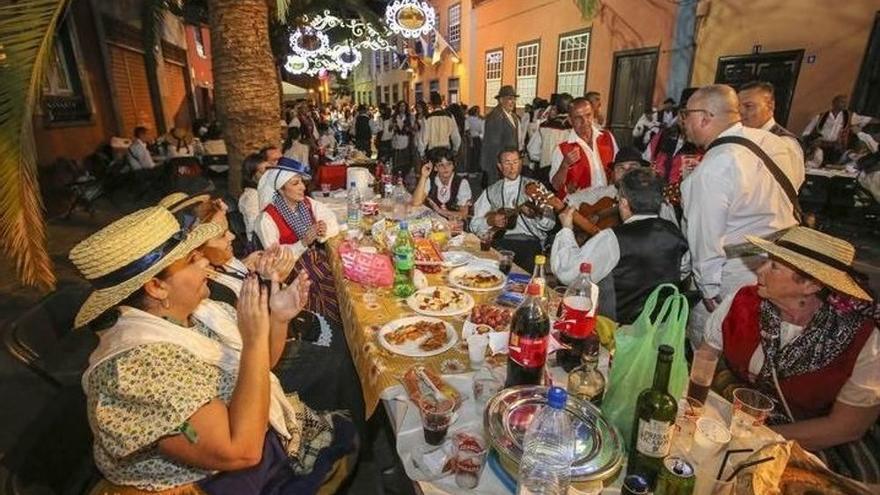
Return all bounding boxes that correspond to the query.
[730,388,774,437]
[418,399,456,446]
[473,366,503,415]
[497,250,514,275]
[479,232,493,251]
[453,432,488,489]
[467,334,489,370]
[449,217,464,236]
[686,347,718,404]
[674,397,704,452]
[321,183,331,197]
[690,417,731,460]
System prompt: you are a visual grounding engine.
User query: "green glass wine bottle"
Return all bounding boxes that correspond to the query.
[626,344,678,488]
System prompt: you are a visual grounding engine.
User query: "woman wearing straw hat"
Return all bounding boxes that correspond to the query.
[701,227,880,482]
[255,157,342,326]
[163,193,365,421]
[71,207,357,494]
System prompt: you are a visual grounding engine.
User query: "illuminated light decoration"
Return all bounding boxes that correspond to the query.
[290,27,329,57]
[384,0,436,39]
[302,10,393,52]
[284,54,310,74]
[331,44,362,72]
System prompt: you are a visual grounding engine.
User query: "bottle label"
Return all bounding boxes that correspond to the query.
[636,418,674,458]
[393,249,414,270]
[508,334,548,368]
[554,296,596,338]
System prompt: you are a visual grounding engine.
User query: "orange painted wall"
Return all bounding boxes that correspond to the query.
[691,0,880,133]
[469,0,677,109]
[33,0,118,168]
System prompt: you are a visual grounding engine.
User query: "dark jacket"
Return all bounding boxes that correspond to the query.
[480,105,520,184]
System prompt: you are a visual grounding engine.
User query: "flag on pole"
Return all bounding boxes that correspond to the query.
[431,29,451,65]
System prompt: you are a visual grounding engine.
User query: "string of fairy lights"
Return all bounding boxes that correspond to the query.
[284,0,437,79]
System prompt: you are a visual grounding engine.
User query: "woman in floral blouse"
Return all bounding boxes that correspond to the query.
[70,206,357,494]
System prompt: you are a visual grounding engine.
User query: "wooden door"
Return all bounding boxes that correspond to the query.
[163,62,192,131]
[608,48,658,147]
[108,44,157,139]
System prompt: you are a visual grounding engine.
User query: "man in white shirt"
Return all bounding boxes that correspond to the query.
[528,93,573,182]
[420,92,462,155]
[550,98,618,201]
[552,167,690,324]
[802,94,878,163]
[738,81,804,187]
[126,126,156,171]
[471,147,556,272]
[679,84,800,346]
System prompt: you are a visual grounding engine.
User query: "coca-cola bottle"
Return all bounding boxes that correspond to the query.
[555,263,598,372]
[506,283,551,388]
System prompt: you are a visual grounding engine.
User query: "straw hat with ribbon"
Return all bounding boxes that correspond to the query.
[69,207,222,328]
[747,226,873,301]
[157,192,211,214]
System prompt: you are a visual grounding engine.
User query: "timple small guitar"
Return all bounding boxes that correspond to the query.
[525,182,620,239]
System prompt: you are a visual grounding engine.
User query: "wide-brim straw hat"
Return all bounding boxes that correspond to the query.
[158,192,211,213]
[747,226,872,301]
[69,206,222,328]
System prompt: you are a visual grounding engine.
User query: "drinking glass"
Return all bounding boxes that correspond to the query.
[448,216,464,236]
[686,347,718,404]
[690,417,731,460]
[497,250,515,275]
[478,231,493,252]
[674,397,704,452]
[472,366,502,415]
[467,334,489,370]
[321,183,331,197]
[453,431,488,489]
[730,388,774,437]
[418,399,456,446]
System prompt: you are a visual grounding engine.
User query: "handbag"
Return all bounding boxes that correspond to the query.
[601,283,690,445]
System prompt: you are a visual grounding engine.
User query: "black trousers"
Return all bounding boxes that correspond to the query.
[494,233,543,273]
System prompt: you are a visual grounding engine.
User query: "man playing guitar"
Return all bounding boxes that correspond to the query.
[550,97,618,200]
[471,147,556,272]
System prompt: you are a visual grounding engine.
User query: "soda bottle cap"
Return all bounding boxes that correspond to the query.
[350,181,357,187]
[525,283,541,296]
[580,262,592,273]
[535,254,546,265]
[399,220,408,229]
[547,386,567,409]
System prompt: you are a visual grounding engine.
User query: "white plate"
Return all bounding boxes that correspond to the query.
[441,250,473,268]
[448,265,507,292]
[406,286,475,317]
[378,316,459,357]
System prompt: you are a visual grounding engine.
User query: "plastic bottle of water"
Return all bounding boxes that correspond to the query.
[517,387,574,495]
[393,176,408,220]
[347,181,362,232]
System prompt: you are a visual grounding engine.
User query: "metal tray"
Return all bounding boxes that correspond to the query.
[484,385,624,482]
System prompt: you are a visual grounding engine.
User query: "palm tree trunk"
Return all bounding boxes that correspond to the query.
[208,0,280,195]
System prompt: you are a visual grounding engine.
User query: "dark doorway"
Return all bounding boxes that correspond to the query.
[608,47,659,147]
[714,49,804,126]
[853,11,880,117]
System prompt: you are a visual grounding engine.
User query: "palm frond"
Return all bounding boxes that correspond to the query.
[0,0,70,291]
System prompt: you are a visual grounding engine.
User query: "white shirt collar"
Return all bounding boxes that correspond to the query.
[717,122,745,139]
[759,117,777,132]
[624,213,659,224]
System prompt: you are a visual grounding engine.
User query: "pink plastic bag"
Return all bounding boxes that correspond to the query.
[338,241,394,287]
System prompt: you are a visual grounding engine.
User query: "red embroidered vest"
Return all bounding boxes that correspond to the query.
[264,199,316,245]
[721,286,875,420]
[557,131,615,200]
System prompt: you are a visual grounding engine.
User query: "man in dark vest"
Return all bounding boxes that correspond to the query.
[801,94,878,163]
[353,104,373,155]
[551,167,690,324]
[738,81,804,187]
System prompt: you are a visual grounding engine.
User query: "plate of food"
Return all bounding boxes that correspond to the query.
[407,286,475,317]
[441,250,473,268]
[448,265,507,292]
[378,316,458,357]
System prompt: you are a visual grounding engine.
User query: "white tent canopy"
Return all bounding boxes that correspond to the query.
[282,81,310,101]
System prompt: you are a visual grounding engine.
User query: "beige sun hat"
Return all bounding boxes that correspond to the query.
[747,226,872,301]
[158,191,211,213]
[69,206,222,328]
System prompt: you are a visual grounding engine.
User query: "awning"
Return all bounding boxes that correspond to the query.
[282,81,309,101]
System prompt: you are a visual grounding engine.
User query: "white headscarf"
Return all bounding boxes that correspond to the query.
[256,167,298,212]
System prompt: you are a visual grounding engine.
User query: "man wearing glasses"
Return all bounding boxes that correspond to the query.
[471,147,556,272]
[679,84,801,347]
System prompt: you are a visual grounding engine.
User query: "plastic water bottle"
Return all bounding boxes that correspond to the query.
[517,387,574,495]
[393,176,408,220]
[347,181,362,232]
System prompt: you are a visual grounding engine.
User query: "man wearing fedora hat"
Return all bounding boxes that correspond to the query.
[480,85,522,187]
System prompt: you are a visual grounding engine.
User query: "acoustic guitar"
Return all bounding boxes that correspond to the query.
[525,182,620,240]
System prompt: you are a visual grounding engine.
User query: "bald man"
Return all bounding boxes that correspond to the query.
[679,84,800,346]
[550,97,618,200]
[738,81,804,187]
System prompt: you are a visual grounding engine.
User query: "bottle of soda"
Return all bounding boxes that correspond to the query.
[392,221,416,298]
[506,283,550,388]
[530,255,547,299]
[555,263,599,372]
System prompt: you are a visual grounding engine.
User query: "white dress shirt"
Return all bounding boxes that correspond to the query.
[126,139,156,171]
[705,293,880,407]
[760,118,805,187]
[681,123,799,300]
[470,176,556,242]
[422,176,472,206]
[465,115,484,139]
[238,187,260,241]
[802,110,874,142]
[550,128,617,191]
[551,214,691,286]
[255,198,340,261]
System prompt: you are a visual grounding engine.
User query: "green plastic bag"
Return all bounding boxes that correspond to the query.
[602,283,690,447]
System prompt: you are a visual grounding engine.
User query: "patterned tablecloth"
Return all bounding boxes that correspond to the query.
[327,233,523,418]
